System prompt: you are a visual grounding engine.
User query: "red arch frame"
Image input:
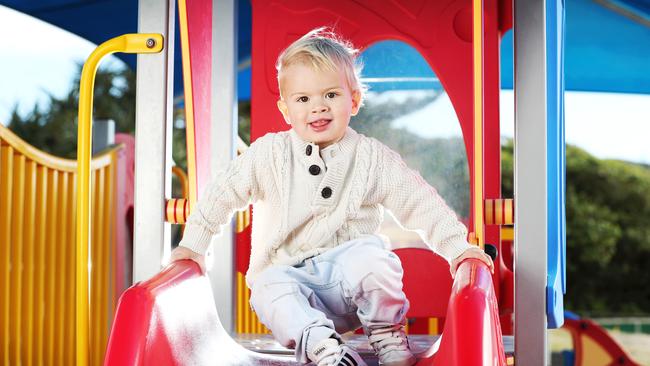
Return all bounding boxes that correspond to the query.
[247,0,512,330]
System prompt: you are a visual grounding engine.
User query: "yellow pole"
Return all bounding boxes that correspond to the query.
[178,0,198,208]
[76,33,163,366]
[472,0,485,248]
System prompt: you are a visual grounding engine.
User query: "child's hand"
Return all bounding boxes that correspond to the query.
[169,246,206,274]
[450,247,494,278]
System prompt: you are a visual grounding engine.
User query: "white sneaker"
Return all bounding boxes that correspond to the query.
[368,326,416,366]
[307,337,368,366]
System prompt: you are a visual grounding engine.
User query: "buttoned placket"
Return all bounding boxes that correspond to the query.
[304,143,325,177]
[289,128,357,217]
[300,143,328,217]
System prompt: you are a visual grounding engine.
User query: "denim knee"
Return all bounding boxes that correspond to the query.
[338,241,404,290]
[249,266,298,315]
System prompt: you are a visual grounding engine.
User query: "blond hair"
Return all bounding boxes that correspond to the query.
[276,27,367,104]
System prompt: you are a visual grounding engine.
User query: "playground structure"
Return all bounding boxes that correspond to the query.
[0,0,644,365]
[0,125,126,366]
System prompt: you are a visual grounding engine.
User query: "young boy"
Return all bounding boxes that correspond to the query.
[170,28,494,366]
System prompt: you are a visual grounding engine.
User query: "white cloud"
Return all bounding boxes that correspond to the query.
[500,90,650,164]
[390,91,463,139]
[371,89,650,165]
[0,5,125,123]
[0,5,96,55]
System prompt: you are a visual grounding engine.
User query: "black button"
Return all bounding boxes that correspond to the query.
[309,165,321,175]
[306,145,312,156]
[321,187,332,199]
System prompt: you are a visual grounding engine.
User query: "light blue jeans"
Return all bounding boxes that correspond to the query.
[249,235,409,362]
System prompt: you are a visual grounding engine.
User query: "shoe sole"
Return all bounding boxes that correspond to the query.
[379,354,417,366]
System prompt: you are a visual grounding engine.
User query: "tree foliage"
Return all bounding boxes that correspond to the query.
[502,141,650,315]
[7,64,191,174]
[7,65,136,159]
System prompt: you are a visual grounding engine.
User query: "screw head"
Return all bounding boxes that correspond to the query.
[146,38,156,48]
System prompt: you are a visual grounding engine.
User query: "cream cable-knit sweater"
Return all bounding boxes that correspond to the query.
[179,127,473,286]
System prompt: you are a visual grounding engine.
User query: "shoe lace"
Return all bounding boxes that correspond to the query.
[368,327,408,358]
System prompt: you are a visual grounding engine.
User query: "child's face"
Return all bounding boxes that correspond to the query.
[277,63,360,149]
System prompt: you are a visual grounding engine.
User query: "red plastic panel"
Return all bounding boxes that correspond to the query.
[394,248,453,319]
[114,133,135,297]
[235,214,252,274]
[483,0,505,309]
[251,0,476,147]
[182,0,213,200]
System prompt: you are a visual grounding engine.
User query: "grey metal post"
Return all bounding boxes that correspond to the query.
[208,0,238,334]
[514,0,548,364]
[92,119,115,155]
[133,0,175,282]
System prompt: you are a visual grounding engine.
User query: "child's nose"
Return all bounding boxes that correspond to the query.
[311,104,328,113]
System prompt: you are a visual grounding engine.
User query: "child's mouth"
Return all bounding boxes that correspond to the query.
[309,119,331,132]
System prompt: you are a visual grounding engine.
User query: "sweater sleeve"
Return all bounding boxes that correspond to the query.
[179,134,270,255]
[377,143,474,263]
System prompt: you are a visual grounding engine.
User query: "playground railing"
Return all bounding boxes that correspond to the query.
[75,33,163,366]
[0,124,122,365]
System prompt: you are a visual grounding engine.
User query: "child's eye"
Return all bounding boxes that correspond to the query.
[297,96,309,103]
[325,92,338,99]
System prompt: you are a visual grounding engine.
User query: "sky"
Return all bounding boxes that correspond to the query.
[0,5,123,121]
[1,5,649,165]
[389,90,650,166]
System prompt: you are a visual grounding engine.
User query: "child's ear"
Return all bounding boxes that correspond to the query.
[350,90,361,116]
[277,99,291,125]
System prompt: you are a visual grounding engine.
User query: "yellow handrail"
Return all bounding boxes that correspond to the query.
[165,167,190,225]
[178,0,198,208]
[172,165,190,200]
[76,33,163,366]
[472,0,485,248]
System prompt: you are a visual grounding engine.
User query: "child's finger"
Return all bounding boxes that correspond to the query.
[483,252,495,274]
[469,249,494,273]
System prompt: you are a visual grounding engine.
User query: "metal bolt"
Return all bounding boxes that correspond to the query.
[146,38,156,48]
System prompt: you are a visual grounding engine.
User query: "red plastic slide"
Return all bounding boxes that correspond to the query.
[427,258,507,365]
[104,260,299,365]
[105,258,506,365]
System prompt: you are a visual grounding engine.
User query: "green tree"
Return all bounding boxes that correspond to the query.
[8,64,191,174]
[566,150,650,315]
[8,64,136,159]
[501,141,650,315]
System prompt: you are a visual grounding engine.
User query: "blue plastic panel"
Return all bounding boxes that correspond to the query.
[546,0,567,329]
